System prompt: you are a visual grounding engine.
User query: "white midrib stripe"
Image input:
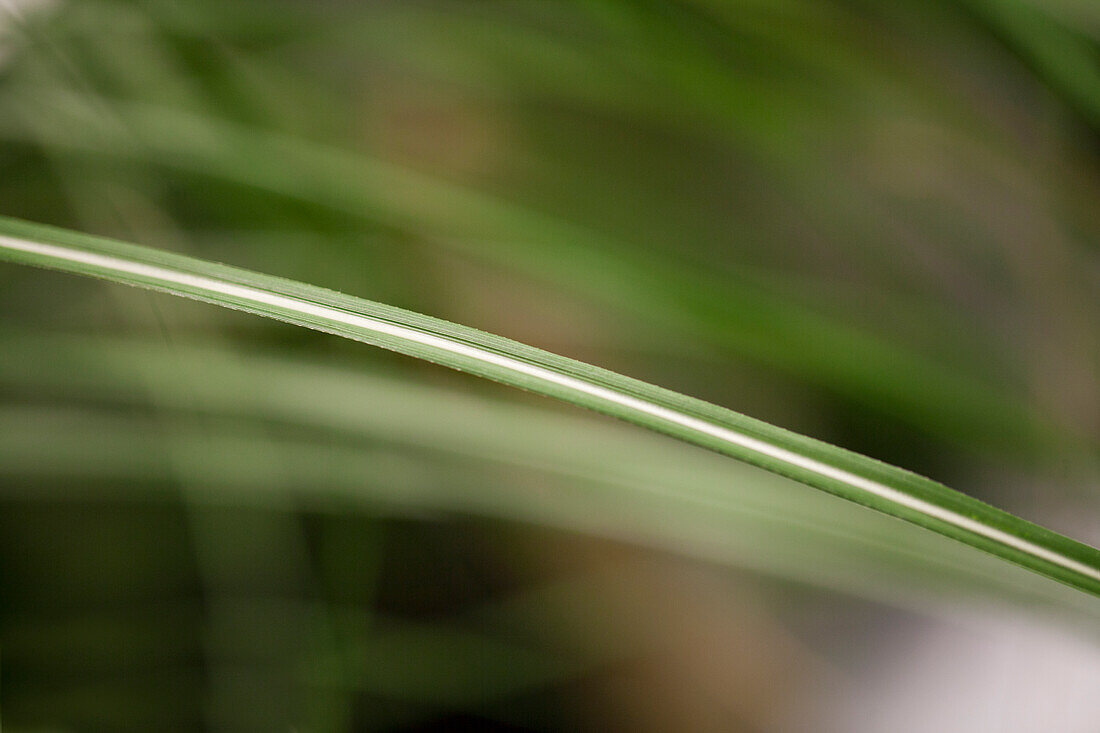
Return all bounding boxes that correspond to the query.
[3,233,1097,584]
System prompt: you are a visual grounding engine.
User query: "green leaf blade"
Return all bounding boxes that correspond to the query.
[2,214,1099,598]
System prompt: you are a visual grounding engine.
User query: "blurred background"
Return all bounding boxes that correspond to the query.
[1,0,1099,730]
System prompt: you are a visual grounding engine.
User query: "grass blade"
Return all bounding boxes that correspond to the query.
[2,214,1099,597]
[0,99,1064,453]
[0,339,1094,618]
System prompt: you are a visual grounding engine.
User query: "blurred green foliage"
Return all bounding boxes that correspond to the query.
[1,0,1098,730]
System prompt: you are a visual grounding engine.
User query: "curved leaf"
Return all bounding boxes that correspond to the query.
[4,333,1095,617]
[1,215,1099,597]
[0,99,1065,453]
